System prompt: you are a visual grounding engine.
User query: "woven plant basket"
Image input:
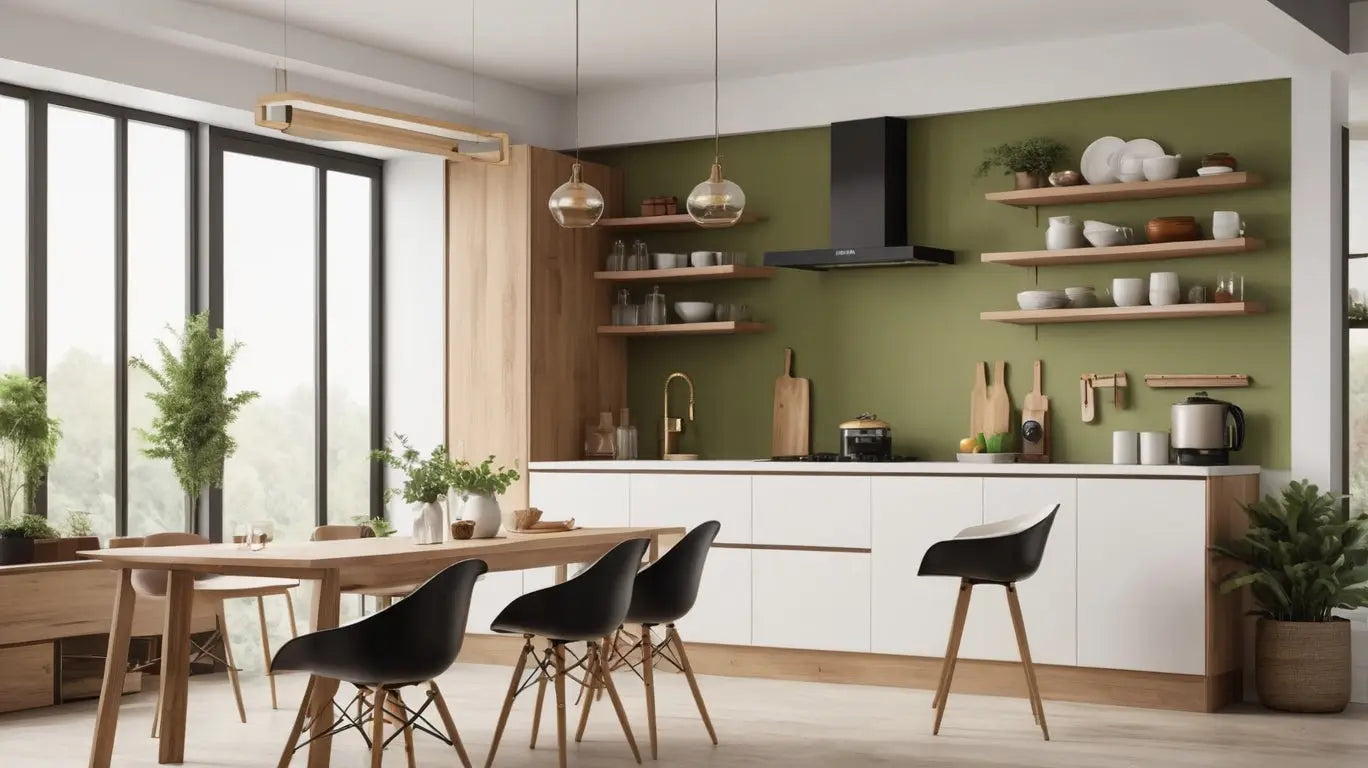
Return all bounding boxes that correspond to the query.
[1255,617,1350,713]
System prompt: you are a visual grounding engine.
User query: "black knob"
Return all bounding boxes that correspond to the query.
[1022,420,1043,444]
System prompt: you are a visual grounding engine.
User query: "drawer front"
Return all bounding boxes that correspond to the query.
[629,473,752,543]
[752,475,871,549]
[676,547,752,646]
[0,643,54,714]
[751,550,871,652]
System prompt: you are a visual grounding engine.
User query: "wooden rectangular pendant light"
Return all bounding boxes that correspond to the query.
[255,92,509,164]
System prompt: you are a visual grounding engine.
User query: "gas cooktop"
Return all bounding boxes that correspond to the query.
[768,453,921,463]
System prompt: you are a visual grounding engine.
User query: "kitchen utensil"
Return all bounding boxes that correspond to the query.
[1188,285,1208,303]
[1211,210,1243,240]
[970,361,990,437]
[1201,152,1238,171]
[1045,216,1084,250]
[673,301,712,323]
[1080,376,1095,423]
[1112,431,1139,465]
[1196,166,1233,176]
[606,240,626,271]
[1117,156,1145,183]
[1109,138,1165,181]
[1171,391,1245,466]
[839,414,892,460]
[771,348,811,458]
[1084,226,1133,248]
[956,452,1016,464]
[1081,136,1125,184]
[1144,374,1249,389]
[986,360,1011,436]
[1215,272,1244,303]
[691,250,719,267]
[614,408,639,460]
[1111,277,1147,307]
[644,286,669,325]
[1020,360,1050,463]
[1017,290,1069,310]
[1146,216,1200,243]
[1140,431,1170,465]
[1149,272,1180,306]
[1048,170,1082,186]
[1142,154,1182,181]
[1065,286,1098,308]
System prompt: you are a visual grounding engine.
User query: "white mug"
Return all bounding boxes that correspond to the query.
[1149,271,1180,306]
[1112,431,1139,465]
[1140,431,1170,465]
[1212,211,1242,240]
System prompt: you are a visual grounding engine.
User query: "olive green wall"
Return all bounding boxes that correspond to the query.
[587,80,1291,466]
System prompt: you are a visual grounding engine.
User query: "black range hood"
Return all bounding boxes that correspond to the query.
[764,117,953,270]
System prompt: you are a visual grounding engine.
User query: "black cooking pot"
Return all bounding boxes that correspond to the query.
[840,414,892,460]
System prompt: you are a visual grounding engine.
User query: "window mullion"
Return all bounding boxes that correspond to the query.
[114,117,128,537]
[316,168,328,530]
[26,94,47,517]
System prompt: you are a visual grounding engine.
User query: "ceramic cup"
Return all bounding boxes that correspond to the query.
[1111,277,1148,307]
[1117,156,1145,183]
[1140,431,1170,465]
[1112,431,1139,465]
[1141,154,1181,181]
[1212,211,1243,240]
[690,250,719,268]
[1149,271,1180,306]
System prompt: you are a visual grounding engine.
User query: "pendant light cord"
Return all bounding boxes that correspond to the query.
[713,0,719,160]
[574,0,581,164]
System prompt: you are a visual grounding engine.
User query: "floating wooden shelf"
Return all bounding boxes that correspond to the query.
[593,265,776,282]
[597,213,767,230]
[597,321,767,336]
[984,173,1263,207]
[1144,374,1250,389]
[982,237,1264,267]
[982,302,1265,325]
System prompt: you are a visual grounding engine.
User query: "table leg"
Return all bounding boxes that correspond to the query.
[88,569,136,768]
[306,570,342,768]
[158,570,195,764]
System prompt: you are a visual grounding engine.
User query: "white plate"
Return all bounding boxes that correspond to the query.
[1196,166,1233,176]
[1081,136,1125,184]
[1107,138,1165,181]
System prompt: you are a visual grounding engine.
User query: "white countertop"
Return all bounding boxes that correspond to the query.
[528,460,1261,478]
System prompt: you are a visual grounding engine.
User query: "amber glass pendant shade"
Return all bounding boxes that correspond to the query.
[687,160,745,228]
[548,162,604,228]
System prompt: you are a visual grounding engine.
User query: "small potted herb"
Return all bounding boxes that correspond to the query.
[450,455,520,539]
[975,137,1068,189]
[0,514,57,566]
[350,514,397,539]
[57,509,100,561]
[371,434,460,545]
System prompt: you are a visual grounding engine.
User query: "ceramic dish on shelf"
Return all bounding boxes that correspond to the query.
[1080,135,1125,184]
[1107,138,1165,182]
[674,301,714,322]
[1017,290,1069,310]
[1196,166,1234,177]
[957,452,1017,464]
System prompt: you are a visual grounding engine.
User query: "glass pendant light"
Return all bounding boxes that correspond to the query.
[687,0,745,228]
[548,0,603,228]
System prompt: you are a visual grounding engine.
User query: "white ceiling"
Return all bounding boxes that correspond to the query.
[186,0,1199,94]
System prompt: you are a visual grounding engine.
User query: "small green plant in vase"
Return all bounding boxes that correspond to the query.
[451,455,520,539]
[975,137,1068,190]
[1211,480,1368,713]
[370,434,459,545]
[351,514,397,538]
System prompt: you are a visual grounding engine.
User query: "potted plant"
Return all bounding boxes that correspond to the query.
[451,455,520,539]
[0,374,61,525]
[57,509,100,561]
[1211,480,1368,713]
[371,434,459,545]
[0,513,57,566]
[129,312,259,529]
[975,137,1068,189]
[350,514,397,538]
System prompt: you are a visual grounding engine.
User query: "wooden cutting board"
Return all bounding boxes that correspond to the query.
[986,360,1011,436]
[1021,360,1050,460]
[970,362,989,437]
[772,347,811,457]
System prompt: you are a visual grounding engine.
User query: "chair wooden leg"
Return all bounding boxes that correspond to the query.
[574,644,598,743]
[429,681,473,768]
[216,602,247,724]
[668,626,717,745]
[484,638,533,768]
[641,625,658,760]
[390,690,417,768]
[554,643,569,768]
[932,580,973,710]
[256,596,279,709]
[285,592,299,638]
[277,676,316,768]
[151,667,162,738]
[932,581,972,736]
[597,642,642,764]
[1006,584,1050,741]
[530,648,549,748]
[370,687,388,768]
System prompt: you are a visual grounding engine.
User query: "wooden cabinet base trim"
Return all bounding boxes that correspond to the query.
[712,543,872,554]
[458,634,1218,712]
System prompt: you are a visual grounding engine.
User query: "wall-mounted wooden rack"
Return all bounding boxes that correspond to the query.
[981,237,1265,267]
[593,265,775,282]
[1143,374,1250,389]
[982,302,1266,325]
[984,172,1263,207]
[597,213,767,231]
[597,321,768,337]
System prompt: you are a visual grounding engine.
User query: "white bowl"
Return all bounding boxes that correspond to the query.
[1017,290,1069,310]
[1196,166,1233,177]
[690,251,720,268]
[1112,278,1148,307]
[1065,286,1097,308]
[1084,228,1130,248]
[1083,219,1122,232]
[1142,155,1181,181]
[674,301,714,323]
[653,252,683,269]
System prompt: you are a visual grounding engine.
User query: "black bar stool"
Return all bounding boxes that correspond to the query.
[270,558,488,767]
[577,520,721,759]
[484,538,650,768]
[918,504,1059,741]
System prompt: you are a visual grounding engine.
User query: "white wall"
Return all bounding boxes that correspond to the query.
[382,155,447,531]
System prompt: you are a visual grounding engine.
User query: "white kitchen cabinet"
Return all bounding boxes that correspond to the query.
[526,472,631,593]
[960,478,1078,665]
[870,476,983,657]
[1076,479,1206,675]
[464,571,524,635]
[752,475,871,549]
[751,550,870,652]
[629,473,752,543]
[675,547,751,646]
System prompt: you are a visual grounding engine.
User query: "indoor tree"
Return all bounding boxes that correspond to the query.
[0,373,61,521]
[128,312,259,524]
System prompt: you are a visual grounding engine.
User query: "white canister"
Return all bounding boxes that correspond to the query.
[1045,216,1083,251]
[1149,271,1180,306]
[1211,211,1243,240]
[1140,431,1171,465]
[463,493,503,539]
[1112,430,1139,465]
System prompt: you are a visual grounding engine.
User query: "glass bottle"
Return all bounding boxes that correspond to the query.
[615,408,638,460]
[613,288,632,325]
[606,239,626,272]
[644,285,667,326]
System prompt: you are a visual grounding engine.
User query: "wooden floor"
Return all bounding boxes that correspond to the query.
[3,662,1366,767]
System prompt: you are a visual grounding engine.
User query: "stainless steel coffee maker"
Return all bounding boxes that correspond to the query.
[1170,392,1245,466]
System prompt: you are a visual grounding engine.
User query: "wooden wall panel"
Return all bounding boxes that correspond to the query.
[1205,473,1257,710]
[0,643,54,714]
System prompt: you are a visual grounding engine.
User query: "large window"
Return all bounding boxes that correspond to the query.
[0,94,25,378]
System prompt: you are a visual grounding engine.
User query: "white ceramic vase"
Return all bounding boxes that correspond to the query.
[412,501,445,545]
[464,494,502,539]
[1045,216,1083,251]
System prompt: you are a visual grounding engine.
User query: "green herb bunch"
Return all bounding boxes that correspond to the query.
[451,455,520,499]
[974,137,1067,177]
[371,434,458,505]
[351,514,397,538]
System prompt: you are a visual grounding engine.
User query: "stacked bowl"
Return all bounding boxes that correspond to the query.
[1017,290,1069,310]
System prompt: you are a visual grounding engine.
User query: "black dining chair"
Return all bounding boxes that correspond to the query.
[577,521,721,760]
[918,504,1059,741]
[270,558,488,767]
[484,538,651,768]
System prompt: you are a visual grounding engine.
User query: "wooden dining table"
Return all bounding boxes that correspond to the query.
[80,525,683,768]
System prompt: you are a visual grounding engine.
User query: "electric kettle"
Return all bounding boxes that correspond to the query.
[1170,392,1245,466]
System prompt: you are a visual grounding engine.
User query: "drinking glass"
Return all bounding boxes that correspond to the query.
[249,520,274,551]
[232,523,249,549]
[1215,272,1244,303]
